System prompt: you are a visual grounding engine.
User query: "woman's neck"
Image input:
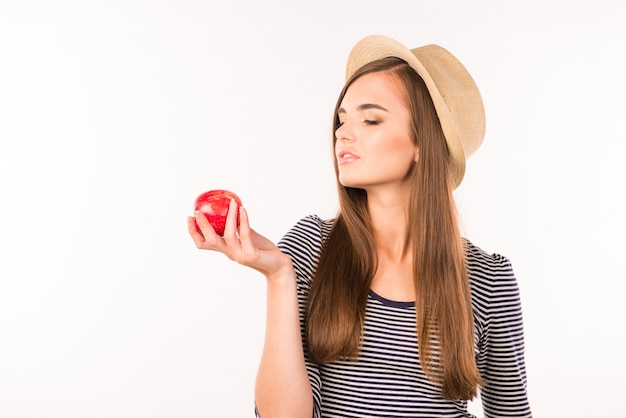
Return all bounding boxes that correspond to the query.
[367,188,415,302]
[367,188,411,261]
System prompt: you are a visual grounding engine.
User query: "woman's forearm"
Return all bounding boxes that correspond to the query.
[255,268,313,418]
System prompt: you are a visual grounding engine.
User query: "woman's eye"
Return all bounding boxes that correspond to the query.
[363,119,380,125]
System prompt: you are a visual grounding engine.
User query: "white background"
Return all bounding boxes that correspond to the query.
[1,0,624,417]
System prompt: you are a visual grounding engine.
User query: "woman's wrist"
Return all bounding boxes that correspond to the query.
[265,255,296,286]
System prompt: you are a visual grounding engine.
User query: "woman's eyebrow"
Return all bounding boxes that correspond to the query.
[337,103,390,114]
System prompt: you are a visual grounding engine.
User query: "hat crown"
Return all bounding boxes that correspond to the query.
[346,35,485,188]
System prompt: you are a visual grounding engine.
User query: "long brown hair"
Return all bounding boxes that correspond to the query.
[306,57,484,400]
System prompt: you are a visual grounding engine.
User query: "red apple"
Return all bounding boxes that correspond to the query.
[194,189,242,236]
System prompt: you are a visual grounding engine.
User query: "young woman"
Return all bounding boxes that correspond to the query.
[188,35,531,418]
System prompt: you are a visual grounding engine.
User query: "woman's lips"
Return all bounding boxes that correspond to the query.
[337,149,360,164]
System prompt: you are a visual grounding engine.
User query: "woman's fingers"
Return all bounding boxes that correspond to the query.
[224,202,258,265]
[222,198,242,249]
[189,210,226,251]
[187,214,206,244]
[237,205,250,240]
[238,206,257,258]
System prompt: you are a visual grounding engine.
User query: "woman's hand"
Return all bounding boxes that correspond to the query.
[187,199,292,280]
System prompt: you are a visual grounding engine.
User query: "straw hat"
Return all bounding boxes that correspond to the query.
[345,35,485,189]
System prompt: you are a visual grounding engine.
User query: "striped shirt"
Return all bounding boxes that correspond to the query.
[274,215,531,418]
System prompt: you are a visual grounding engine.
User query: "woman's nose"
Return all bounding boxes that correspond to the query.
[336,123,355,142]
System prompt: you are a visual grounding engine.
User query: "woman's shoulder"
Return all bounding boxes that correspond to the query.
[464,238,515,280]
[464,238,519,295]
[278,215,334,247]
[277,215,335,277]
[464,238,522,316]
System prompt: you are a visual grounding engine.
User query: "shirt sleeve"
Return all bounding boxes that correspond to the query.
[276,215,331,418]
[476,254,532,417]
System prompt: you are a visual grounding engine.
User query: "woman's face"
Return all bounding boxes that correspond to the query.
[335,71,418,191]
